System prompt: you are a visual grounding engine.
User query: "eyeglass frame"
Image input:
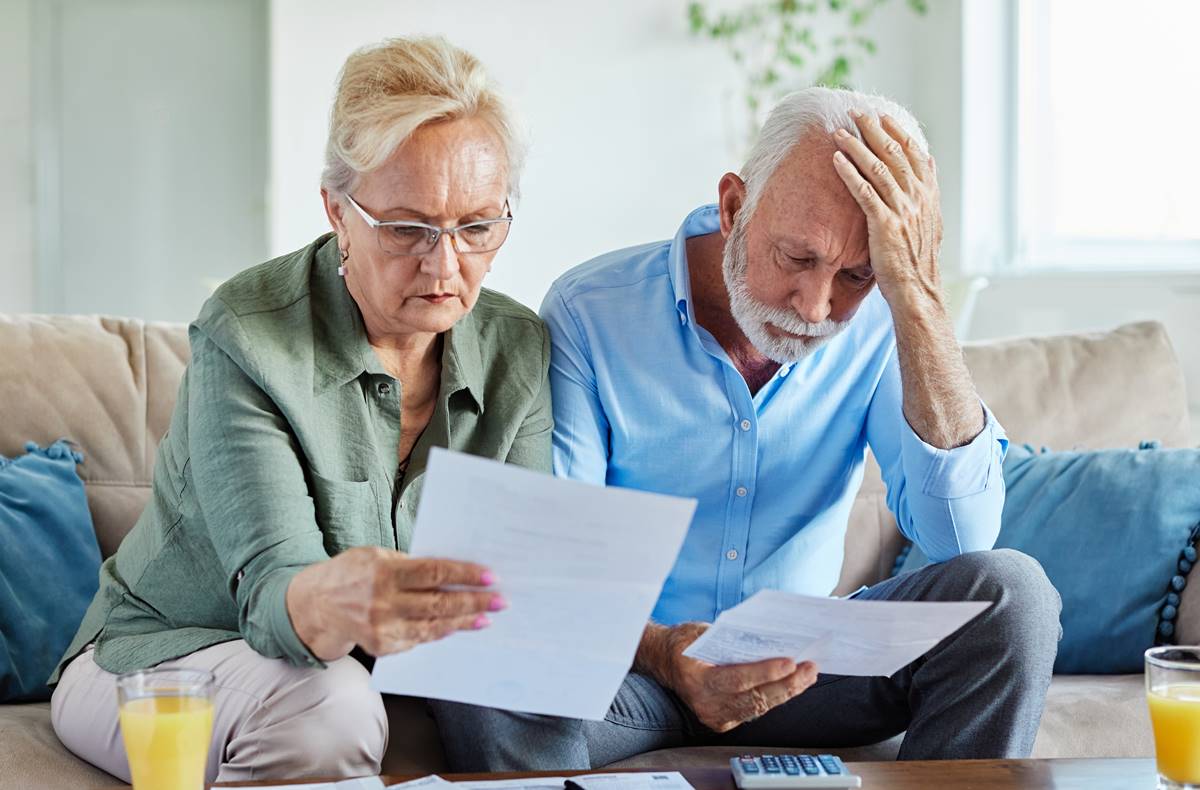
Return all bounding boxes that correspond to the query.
[342,193,513,256]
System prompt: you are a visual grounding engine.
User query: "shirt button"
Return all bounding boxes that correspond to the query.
[726,549,738,560]
[736,486,748,497]
[739,419,751,431]
[377,381,391,396]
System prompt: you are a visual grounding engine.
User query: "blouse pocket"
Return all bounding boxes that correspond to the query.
[309,471,379,555]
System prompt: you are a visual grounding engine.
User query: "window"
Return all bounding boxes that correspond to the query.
[963,0,1200,275]
[1013,0,1200,271]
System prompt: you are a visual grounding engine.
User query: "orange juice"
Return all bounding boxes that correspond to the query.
[1149,684,1200,784]
[118,695,214,790]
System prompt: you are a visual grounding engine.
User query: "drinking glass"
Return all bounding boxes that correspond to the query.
[1147,646,1200,789]
[116,668,215,790]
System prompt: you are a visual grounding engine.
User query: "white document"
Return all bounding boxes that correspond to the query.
[565,772,695,790]
[446,779,569,790]
[371,449,696,719]
[265,779,385,790]
[683,589,990,677]
[386,778,458,790]
[387,773,694,790]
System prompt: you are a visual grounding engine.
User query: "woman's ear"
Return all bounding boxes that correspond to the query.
[717,172,747,238]
[321,188,348,236]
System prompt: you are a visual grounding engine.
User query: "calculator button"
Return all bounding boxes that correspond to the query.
[738,759,759,773]
[818,755,843,774]
[798,755,820,775]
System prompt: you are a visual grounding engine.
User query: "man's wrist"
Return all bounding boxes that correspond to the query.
[634,622,680,690]
[879,278,946,321]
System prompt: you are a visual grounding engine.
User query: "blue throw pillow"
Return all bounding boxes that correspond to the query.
[899,442,1200,674]
[0,440,100,701]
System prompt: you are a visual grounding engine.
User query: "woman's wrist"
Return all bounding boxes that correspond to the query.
[285,563,354,661]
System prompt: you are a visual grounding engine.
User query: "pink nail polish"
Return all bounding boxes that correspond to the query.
[473,614,491,630]
[489,595,509,612]
[480,571,495,586]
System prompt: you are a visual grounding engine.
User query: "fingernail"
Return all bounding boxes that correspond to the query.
[479,571,495,586]
[488,595,508,612]
[473,614,491,629]
[835,128,851,138]
[833,150,847,162]
[849,109,862,119]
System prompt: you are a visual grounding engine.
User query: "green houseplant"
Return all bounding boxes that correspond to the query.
[687,0,928,150]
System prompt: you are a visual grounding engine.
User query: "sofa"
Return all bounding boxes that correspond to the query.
[0,314,1193,788]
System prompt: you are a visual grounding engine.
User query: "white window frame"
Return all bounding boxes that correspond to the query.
[960,0,1200,277]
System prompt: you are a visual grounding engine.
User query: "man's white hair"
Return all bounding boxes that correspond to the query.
[739,86,929,221]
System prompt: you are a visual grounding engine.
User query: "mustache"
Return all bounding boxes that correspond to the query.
[722,218,849,337]
[764,313,846,337]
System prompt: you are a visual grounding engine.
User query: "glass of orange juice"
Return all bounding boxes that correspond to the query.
[1147,646,1200,789]
[116,668,215,790]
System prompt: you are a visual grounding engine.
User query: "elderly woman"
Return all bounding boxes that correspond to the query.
[49,37,549,783]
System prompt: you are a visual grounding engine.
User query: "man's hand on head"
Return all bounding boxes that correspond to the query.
[830,111,945,313]
[635,621,818,733]
[828,109,985,449]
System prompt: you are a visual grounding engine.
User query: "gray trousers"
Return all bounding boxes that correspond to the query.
[430,549,1062,770]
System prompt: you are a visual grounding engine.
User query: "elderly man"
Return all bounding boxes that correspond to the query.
[430,87,1061,770]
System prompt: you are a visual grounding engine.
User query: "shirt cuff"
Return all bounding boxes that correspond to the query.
[900,402,1009,500]
[257,566,328,670]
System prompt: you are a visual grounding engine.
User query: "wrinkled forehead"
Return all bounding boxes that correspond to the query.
[751,131,870,259]
[759,132,861,225]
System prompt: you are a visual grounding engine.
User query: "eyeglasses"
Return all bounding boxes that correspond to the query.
[343,193,513,257]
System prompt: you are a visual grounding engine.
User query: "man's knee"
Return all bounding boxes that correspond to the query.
[942,549,1062,648]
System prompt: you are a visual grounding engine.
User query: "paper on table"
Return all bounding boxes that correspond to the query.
[386,778,459,790]
[371,449,696,720]
[446,778,569,790]
[565,772,695,790]
[683,589,991,677]
[265,779,385,790]
[386,773,694,790]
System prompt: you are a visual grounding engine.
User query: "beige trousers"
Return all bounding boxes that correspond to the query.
[50,640,388,784]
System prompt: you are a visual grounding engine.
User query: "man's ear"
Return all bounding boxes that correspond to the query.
[321,188,348,236]
[717,173,747,238]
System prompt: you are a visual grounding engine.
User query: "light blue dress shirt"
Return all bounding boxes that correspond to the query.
[539,205,1009,625]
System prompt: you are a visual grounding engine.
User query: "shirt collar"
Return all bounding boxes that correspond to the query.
[666,204,723,327]
[310,234,485,412]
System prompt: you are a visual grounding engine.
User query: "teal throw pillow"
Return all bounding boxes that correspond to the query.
[899,442,1200,674]
[0,440,100,701]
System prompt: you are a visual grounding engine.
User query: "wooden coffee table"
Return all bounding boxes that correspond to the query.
[207,758,1161,789]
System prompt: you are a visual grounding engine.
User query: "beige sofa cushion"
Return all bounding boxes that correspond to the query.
[963,321,1192,450]
[0,315,188,557]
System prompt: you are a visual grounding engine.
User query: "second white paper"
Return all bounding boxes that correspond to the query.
[683,589,991,677]
[371,449,696,720]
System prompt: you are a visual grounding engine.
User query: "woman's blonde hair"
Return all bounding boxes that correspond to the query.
[321,36,524,200]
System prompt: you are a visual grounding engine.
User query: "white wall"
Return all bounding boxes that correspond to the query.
[269,0,933,310]
[0,0,34,314]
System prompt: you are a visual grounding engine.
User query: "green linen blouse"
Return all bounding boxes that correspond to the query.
[52,234,552,681]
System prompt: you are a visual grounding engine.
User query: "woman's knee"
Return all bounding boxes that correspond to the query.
[228,654,387,779]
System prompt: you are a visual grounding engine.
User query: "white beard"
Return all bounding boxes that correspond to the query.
[721,213,851,364]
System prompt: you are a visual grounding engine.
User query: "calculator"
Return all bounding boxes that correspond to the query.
[730,754,862,789]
